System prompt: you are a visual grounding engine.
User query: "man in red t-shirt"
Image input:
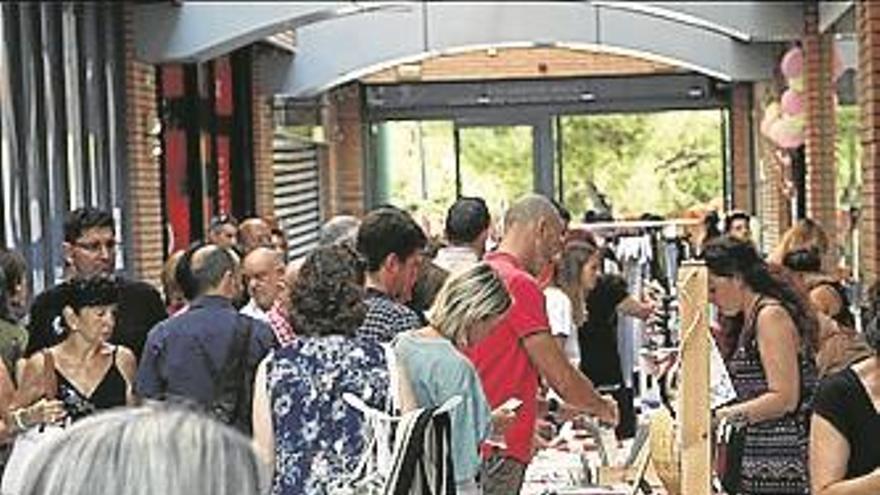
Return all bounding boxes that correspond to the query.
[465,195,618,495]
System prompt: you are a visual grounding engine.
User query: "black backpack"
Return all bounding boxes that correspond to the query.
[208,316,255,435]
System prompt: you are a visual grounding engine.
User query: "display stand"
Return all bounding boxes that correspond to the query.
[676,261,711,495]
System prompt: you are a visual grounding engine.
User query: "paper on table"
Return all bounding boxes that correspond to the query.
[709,336,737,409]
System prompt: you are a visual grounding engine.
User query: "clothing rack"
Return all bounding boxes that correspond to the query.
[572,218,701,231]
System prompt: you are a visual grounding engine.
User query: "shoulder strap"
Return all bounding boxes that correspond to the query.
[42,350,57,400]
[206,316,254,428]
[742,296,766,332]
[740,296,779,345]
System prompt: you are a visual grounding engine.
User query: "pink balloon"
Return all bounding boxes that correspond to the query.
[781,89,803,116]
[769,116,804,149]
[780,46,804,79]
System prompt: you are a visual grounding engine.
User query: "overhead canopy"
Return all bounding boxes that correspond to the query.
[132,1,859,97]
[276,2,807,97]
[131,1,398,63]
[600,1,805,42]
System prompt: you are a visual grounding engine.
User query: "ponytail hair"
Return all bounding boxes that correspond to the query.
[771,218,829,270]
[782,247,822,273]
[703,236,819,351]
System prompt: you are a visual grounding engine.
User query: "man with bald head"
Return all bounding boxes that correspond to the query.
[238,217,273,255]
[240,247,296,346]
[136,244,275,433]
[463,194,618,494]
[240,247,285,322]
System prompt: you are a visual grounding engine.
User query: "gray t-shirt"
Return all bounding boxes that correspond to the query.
[394,332,491,483]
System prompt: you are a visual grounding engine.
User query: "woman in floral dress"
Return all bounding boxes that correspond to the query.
[252,245,389,494]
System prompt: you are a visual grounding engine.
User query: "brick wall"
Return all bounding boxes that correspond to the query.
[323,83,366,217]
[858,0,880,287]
[123,5,163,288]
[755,81,792,254]
[804,3,838,268]
[251,46,276,220]
[362,47,680,83]
[731,83,754,212]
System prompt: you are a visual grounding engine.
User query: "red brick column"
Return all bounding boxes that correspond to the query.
[858,0,880,286]
[251,47,276,220]
[323,83,366,216]
[804,3,838,266]
[123,5,163,287]
[730,83,754,212]
[755,82,792,254]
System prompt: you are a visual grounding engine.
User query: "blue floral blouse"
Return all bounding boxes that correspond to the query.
[267,335,389,495]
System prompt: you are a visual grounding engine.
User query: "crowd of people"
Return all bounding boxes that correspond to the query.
[0,197,876,494]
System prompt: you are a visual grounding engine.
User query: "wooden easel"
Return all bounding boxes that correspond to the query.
[601,261,712,495]
[676,261,711,495]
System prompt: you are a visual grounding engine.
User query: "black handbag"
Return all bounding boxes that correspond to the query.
[714,417,746,494]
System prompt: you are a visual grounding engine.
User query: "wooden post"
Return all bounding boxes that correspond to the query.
[677,261,711,495]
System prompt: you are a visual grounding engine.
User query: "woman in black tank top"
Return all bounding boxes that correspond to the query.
[54,345,128,421]
[18,276,136,424]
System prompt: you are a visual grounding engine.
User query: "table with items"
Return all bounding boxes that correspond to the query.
[521,261,720,495]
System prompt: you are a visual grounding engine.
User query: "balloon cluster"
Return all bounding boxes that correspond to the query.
[759,43,846,149]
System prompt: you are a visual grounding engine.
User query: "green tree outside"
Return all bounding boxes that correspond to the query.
[561,110,723,220]
[384,110,724,231]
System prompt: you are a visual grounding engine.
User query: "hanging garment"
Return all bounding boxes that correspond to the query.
[614,235,653,389]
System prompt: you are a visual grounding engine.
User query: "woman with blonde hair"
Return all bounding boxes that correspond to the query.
[772,218,853,328]
[394,262,516,494]
[772,219,871,376]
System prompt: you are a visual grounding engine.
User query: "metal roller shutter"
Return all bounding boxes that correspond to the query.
[273,133,321,260]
